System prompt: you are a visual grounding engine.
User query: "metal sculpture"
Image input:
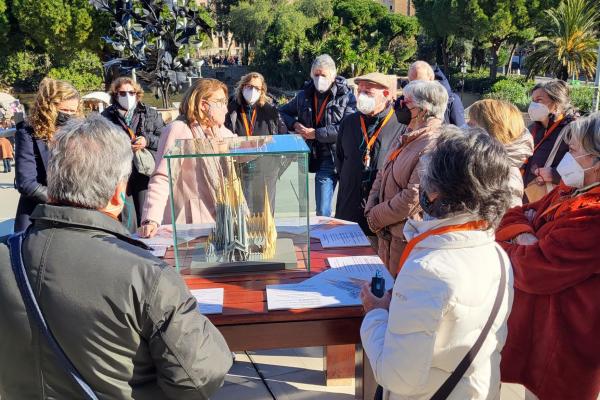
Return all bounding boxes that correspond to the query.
[93,0,214,108]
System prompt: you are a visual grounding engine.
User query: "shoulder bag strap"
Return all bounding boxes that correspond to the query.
[7,232,99,400]
[429,246,507,400]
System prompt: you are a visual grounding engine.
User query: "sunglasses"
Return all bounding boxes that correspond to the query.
[118,91,136,96]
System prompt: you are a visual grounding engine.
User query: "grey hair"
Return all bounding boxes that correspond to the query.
[47,114,133,209]
[563,111,600,160]
[408,61,434,81]
[531,79,574,115]
[403,80,448,120]
[420,125,511,228]
[311,54,337,78]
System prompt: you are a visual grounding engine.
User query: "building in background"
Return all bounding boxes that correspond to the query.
[380,0,414,16]
[195,0,242,57]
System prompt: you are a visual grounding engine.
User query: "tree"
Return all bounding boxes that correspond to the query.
[229,0,274,64]
[526,0,599,80]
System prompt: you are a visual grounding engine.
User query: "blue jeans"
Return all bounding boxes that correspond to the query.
[2,158,10,173]
[315,157,337,216]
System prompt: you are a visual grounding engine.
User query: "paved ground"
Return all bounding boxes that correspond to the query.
[0,161,537,399]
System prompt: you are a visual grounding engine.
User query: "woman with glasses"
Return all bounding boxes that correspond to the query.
[102,76,165,228]
[14,78,81,232]
[225,72,286,137]
[139,78,234,238]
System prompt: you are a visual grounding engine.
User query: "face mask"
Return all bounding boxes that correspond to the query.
[313,76,331,93]
[396,103,412,125]
[557,152,593,188]
[118,94,137,111]
[242,87,260,105]
[56,112,71,127]
[528,101,550,122]
[357,93,377,115]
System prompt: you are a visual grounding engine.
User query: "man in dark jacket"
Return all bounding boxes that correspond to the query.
[395,61,465,127]
[279,54,357,216]
[102,76,165,229]
[0,115,232,399]
[335,73,406,234]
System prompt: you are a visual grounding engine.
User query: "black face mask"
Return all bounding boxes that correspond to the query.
[395,103,412,126]
[56,112,71,127]
[419,188,437,217]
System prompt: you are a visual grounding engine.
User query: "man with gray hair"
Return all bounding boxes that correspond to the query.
[0,115,232,399]
[280,54,356,216]
[396,60,465,127]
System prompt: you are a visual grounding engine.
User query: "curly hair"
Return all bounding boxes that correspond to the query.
[29,78,81,141]
[108,76,144,105]
[421,126,512,228]
[234,72,268,107]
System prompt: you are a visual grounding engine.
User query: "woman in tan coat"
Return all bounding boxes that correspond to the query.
[365,80,448,276]
[0,136,13,173]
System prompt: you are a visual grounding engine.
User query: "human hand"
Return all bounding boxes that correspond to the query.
[515,233,538,245]
[525,209,536,223]
[359,281,392,313]
[132,136,147,152]
[139,221,159,238]
[302,128,316,140]
[293,122,306,134]
[534,167,553,184]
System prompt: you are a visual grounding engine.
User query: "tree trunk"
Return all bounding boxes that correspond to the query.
[489,44,499,81]
[442,37,450,75]
[506,43,517,75]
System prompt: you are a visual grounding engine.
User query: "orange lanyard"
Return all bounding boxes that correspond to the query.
[360,108,394,164]
[397,220,488,273]
[240,107,257,136]
[314,93,330,126]
[521,115,564,173]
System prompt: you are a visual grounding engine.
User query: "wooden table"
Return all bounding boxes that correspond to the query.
[163,235,377,399]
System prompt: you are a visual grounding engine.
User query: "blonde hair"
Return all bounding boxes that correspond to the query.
[30,78,81,140]
[468,99,525,144]
[235,72,268,107]
[108,76,144,104]
[179,78,228,125]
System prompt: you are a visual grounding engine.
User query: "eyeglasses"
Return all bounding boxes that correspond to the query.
[244,85,262,91]
[118,91,136,97]
[208,98,228,108]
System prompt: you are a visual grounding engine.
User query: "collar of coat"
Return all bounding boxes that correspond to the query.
[29,204,151,250]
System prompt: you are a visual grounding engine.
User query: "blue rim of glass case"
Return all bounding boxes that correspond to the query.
[164,134,310,159]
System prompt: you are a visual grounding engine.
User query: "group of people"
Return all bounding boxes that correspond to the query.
[0,54,598,400]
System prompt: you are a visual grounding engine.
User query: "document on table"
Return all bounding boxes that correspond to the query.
[266,255,395,310]
[190,288,224,315]
[132,223,213,257]
[317,225,370,248]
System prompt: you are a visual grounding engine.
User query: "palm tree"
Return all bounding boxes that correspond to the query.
[526,0,599,80]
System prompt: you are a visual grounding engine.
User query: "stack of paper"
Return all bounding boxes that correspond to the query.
[132,223,213,257]
[266,256,394,311]
[190,288,224,315]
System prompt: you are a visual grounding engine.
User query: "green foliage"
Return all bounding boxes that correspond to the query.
[526,0,599,80]
[47,50,104,92]
[229,0,274,63]
[570,86,595,113]
[0,51,48,90]
[484,78,533,110]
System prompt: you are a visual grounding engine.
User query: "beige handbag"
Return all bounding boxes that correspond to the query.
[525,130,566,202]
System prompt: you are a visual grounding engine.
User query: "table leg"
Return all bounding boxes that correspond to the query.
[324,344,355,386]
[356,344,377,400]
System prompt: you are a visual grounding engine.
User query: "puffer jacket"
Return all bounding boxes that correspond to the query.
[361,214,514,400]
[225,97,287,136]
[504,130,534,207]
[279,76,356,171]
[0,205,232,399]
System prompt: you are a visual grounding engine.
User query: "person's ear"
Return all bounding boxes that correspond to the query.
[108,180,127,207]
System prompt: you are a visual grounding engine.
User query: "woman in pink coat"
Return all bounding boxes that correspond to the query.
[139,78,235,238]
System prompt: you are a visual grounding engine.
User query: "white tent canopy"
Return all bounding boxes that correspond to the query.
[82,91,111,105]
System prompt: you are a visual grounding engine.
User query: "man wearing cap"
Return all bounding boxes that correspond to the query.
[335,72,407,234]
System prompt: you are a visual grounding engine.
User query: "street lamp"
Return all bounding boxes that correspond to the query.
[460,61,467,101]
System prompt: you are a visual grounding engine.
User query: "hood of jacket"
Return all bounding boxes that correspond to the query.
[505,129,534,168]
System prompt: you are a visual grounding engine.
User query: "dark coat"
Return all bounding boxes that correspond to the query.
[0,205,232,399]
[335,106,406,233]
[14,125,50,232]
[522,115,575,187]
[101,102,165,156]
[225,97,287,136]
[279,76,356,171]
[432,66,466,127]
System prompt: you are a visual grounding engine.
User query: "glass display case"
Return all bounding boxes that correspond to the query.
[165,134,310,275]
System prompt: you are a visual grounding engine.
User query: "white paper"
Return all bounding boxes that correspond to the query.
[150,246,168,257]
[317,225,371,248]
[266,255,394,310]
[190,288,224,315]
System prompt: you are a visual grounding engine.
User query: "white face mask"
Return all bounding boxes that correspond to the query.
[528,101,550,122]
[313,76,331,93]
[356,93,377,115]
[242,87,260,105]
[557,152,593,188]
[118,94,137,111]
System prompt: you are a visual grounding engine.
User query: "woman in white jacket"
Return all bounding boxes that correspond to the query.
[360,126,514,400]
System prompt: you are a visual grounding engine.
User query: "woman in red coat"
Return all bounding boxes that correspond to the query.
[496,112,600,399]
